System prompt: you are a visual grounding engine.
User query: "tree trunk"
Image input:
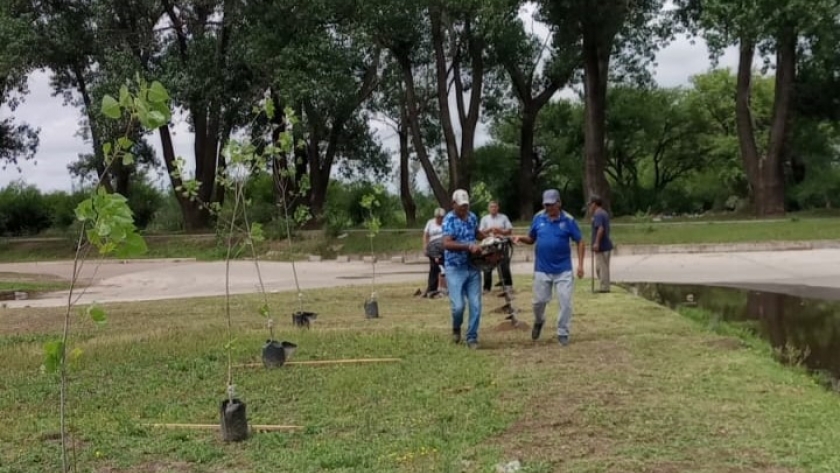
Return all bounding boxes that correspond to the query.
[735,39,763,214]
[73,65,113,193]
[762,26,796,217]
[398,120,416,226]
[158,125,205,231]
[429,7,461,191]
[581,34,612,213]
[396,55,449,206]
[519,108,537,220]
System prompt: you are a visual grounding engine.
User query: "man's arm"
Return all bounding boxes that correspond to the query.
[577,240,586,269]
[513,219,537,245]
[444,235,479,253]
[498,215,513,236]
[593,213,604,251]
[571,219,585,277]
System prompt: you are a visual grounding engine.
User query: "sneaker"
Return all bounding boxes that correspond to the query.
[558,335,570,346]
[452,328,462,344]
[531,322,544,341]
[467,340,478,350]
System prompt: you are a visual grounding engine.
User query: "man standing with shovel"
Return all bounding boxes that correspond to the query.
[588,195,613,293]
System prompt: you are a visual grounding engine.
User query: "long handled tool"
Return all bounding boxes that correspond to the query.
[590,246,595,294]
[474,236,521,326]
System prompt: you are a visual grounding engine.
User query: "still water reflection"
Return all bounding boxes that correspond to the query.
[627,283,840,391]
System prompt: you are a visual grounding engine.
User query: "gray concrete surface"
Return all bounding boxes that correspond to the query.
[3,249,840,308]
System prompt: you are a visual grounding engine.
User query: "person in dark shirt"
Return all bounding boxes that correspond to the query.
[512,189,585,346]
[588,195,613,293]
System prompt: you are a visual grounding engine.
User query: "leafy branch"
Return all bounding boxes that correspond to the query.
[43,75,170,473]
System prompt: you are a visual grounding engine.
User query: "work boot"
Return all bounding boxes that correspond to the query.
[558,335,570,346]
[452,328,462,344]
[467,340,478,350]
[531,322,544,341]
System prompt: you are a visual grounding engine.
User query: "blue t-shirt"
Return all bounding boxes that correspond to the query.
[591,208,613,252]
[442,210,479,269]
[529,211,582,274]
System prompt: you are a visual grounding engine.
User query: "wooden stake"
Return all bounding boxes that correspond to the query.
[144,423,302,432]
[235,357,402,368]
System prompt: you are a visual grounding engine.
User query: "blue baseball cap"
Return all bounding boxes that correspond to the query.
[542,189,561,205]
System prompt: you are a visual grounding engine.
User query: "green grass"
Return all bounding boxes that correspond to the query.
[0,272,72,294]
[334,216,840,253]
[0,281,69,292]
[2,213,840,263]
[2,278,840,472]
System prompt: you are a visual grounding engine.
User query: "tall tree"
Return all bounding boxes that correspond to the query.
[538,0,667,212]
[364,0,450,206]
[0,1,38,169]
[156,0,260,229]
[23,0,116,189]
[370,47,442,226]
[488,2,579,219]
[428,0,493,191]
[675,0,839,216]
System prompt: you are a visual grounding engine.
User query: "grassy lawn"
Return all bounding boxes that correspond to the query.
[0,272,72,294]
[334,216,840,253]
[2,214,840,263]
[2,278,839,472]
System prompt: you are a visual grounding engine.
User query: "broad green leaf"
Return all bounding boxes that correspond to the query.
[74,198,96,222]
[118,137,134,150]
[119,85,131,107]
[259,304,270,318]
[114,232,148,258]
[122,153,135,165]
[103,142,112,156]
[148,81,170,103]
[147,110,168,128]
[264,96,275,119]
[101,95,121,119]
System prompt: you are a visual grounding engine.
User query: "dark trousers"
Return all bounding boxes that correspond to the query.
[483,258,512,291]
[426,257,442,294]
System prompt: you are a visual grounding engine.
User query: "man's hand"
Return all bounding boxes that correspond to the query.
[468,243,481,254]
[592,243,599,252]
[576,267,584,279]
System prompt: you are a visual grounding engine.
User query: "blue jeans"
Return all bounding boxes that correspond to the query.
[532,271,574,337]
[445,265,482,342]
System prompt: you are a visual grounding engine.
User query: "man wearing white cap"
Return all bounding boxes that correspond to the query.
[513,189,585,346]
[441,188,487,349]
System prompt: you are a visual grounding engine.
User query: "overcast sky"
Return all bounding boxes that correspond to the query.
[0,28,743,194]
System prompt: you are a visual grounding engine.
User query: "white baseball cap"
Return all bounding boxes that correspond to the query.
[452,189,470,206]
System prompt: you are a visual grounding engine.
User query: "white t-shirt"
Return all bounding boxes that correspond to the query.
[480,213,512,233]
[424,218,443,242]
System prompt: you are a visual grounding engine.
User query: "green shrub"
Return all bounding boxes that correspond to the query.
[0,181,52,236]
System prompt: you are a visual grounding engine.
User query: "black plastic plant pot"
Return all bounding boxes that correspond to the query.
[291,311,317,328]
[220,398,248,442]
[364,298,379,319]
[262,340,298,368]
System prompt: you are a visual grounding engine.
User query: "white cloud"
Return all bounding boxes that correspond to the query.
[2,29,748,194]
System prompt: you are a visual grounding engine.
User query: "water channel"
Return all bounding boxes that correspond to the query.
[625,282,840,393]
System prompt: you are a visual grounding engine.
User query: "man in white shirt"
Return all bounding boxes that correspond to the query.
[479,200,513,294]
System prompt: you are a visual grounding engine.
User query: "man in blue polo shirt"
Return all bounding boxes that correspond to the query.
[513,189,586,346]
[442,188,486,349]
